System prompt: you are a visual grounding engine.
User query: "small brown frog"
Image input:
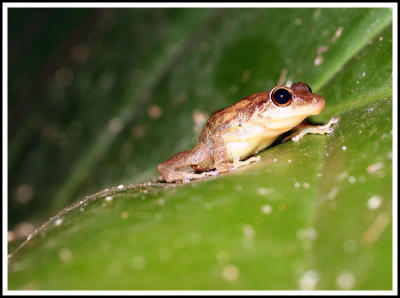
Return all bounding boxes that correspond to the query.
[158,82,338,183]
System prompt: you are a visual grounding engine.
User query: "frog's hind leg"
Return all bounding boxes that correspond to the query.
[157,142,216,183]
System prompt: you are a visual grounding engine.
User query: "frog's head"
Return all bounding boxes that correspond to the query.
[270,82,325,116]
[253,81,325,131]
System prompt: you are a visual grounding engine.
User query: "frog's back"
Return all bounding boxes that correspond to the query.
[199,91,269,145]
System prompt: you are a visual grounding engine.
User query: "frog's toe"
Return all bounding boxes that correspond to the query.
[326,127,334,134]
[202,170,219,177]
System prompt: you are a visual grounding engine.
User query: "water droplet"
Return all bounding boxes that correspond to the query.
[70,44,90,63]
[336,271,355,290]
[342,145,347,151]
[297,227,317,240]
[131,124,147,139]
[108,118,123,134]
[257,187,273,195]
[107,262,123,276]
[299,270,319,290]
[241,69,251,83]
[14,222,35,239]
[159,247,172,261]
[8,231,16,242]
[367,195,382,210]
[343,239,357,253]
[294,18,302,25]
[261,204,272,214]
[348,176,357,183]
[105,196,113,202]
[15,184,34,204]
[367,162,384,174]
[192,109,208,134]
[337,171,348,180]
[10,261,24,272]
[59,248,73,263]
[278,204,286,211]
[148,104,163,119]
[216,250,231,264]
[131,256,147,270]
[222,264,240,282]
[54,218,64,226]
[117,184,124,190]
[331,26,343,43]
[242,224,255,239]
[327,187,339,200]
[204,202,213,210]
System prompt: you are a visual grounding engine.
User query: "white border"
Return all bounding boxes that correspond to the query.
[3,1,8,295]
[3,2,398,296]
[392,3,398,296]
[2,2,399,8]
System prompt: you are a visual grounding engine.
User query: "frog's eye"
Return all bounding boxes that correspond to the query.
[271,87,293,106]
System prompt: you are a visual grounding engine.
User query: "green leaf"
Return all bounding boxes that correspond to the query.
[8,8,392,290]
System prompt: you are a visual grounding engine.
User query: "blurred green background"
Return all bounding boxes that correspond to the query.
[8,7,393,290]
[8,8,216,230]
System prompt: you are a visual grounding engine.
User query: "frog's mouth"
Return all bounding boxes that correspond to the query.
[266,114,309,131]
[264,102,325,132]
[289,97,325,117]
[310,97,325,115]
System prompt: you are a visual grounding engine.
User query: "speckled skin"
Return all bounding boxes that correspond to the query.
[158,82,330,183]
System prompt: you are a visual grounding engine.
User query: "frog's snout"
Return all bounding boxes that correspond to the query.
[312,95,325,114]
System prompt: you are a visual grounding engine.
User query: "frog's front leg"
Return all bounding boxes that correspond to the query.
[213,133,260,173]
[158,142,217,183]
[283,116,340,142]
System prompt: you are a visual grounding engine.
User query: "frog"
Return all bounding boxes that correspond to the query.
[158,81,339,183]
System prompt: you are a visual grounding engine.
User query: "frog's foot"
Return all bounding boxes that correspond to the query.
[158,171,217,184]
[180,170,219,183]
[231,155,261,169]
[216,156,261,173]
[283,116,340,142]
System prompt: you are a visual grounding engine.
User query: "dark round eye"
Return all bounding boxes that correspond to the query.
[272,87,292,106]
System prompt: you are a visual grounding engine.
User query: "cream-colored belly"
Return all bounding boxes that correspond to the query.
[225,138,276,162]
[220,115,308,162]
[222,126,279,162]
